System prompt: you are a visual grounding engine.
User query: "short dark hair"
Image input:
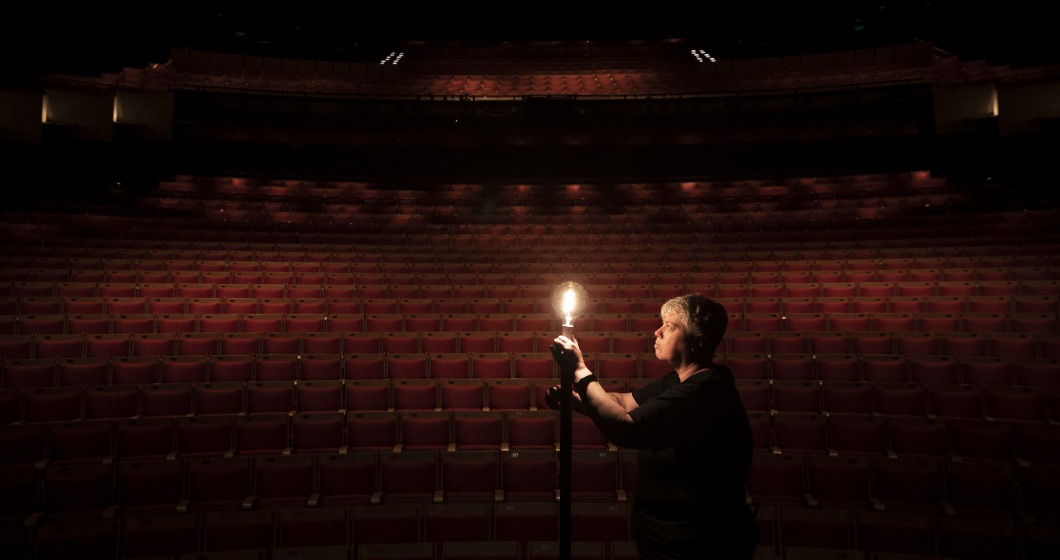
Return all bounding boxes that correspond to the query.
[660,293,728,357]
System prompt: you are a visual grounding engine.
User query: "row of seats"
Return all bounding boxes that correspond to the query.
[3,259,1051,281]
[17,501,1047,560]
[0,299,1051,322]
[141,201,968,224]
[125,69,716,98]
[4,294,1055,318]
[2,371,1060,421]
[0,414,608,468]
[8,222,1052,241]
[16,219,1028,242]
[5,265,1055,282]
[722,354,1060,385]
[88,205,957,227]
[7,447,1060,521]
[130,195,983,222]
[726,332,1060,358]
[5,405,1060,465]
[3,267,1057,285]
[3,280,1058,300]
[3,265,1055,283]
[2,345,1060,386]
[754,450,1060,519]
[21,325,1053,358]
[95,219,1053,237]
[0,172,1033,203]
[13,195,1058,227]
[0,382,575,423]
[2,350,1058,386]
[2,311,1058,337]
[1,208,1043,239]
[19,536,645,560]
[0,280,1051,301]
[141,191,963,216]
[2,296,1059,319]
[1,247,1047,263]
[102,63,899,98]
[145,207,966,227]
[5,244,1048,267]
[2,288,1056,306]
[9,202,1057,236]
[19,513,1058,560]
[0,333,606,361]
[85,43,1021,100]
[163,167,934,183]
[6,233,1056,262]
[0,315,621,335]
[119,214,1054,234]
[3,243,1054,263]
[9,248,1047,265]
[19,446,615,513]
[750,413,1060,464]
[151,174,953,205]
[3,247,1041,264]
[738,380,1059,419]
[141,198,974,222]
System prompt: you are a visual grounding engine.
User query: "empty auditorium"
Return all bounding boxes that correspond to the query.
[2,2,1059,559]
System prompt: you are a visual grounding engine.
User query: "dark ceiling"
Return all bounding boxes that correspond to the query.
[7,1,1055,76]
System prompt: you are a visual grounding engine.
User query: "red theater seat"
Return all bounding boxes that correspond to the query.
[506,410,557,450]
[379,451,440,501]
[501,450,558,501]
[290,412,345,453]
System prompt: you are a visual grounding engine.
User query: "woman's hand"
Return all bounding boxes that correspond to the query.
[550,334,588,374]
[544,384,584,412]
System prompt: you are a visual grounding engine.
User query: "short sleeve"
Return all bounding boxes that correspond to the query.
[632,371,674,405]
[627,376,706,449]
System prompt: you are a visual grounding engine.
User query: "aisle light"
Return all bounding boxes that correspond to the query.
[691,49,716,63]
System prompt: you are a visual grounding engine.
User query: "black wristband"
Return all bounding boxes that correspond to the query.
[574,373,598,395]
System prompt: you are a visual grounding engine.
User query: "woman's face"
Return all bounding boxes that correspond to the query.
[654,312,690,365]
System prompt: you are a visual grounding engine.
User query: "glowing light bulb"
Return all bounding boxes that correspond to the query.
[551,281,589,336]
[561,290,577,326]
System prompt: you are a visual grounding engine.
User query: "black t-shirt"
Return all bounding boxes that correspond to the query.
[628,366,752,518]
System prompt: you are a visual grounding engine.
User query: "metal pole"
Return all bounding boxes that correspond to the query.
[558,323,574,560]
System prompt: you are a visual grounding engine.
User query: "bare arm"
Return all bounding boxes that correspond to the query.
[552,336,645,445]
[611,391,640,412]
[546,382,638,414]
[572,367,638,420]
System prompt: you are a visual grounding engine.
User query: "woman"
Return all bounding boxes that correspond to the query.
[549,293,757,559]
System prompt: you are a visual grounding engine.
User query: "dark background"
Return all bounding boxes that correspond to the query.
[6,1,1055,75]
[3,1,1056,210]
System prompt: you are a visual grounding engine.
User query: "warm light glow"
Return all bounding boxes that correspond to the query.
[551,281,589,329]
[113,96,120,123]
[561,289,576,326]
[990,89,999,117]
[41,94,48,123]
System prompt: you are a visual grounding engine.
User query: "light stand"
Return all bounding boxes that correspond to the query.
[550,281,588,560]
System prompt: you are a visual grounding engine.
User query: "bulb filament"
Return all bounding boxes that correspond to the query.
[562,288,576,327]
